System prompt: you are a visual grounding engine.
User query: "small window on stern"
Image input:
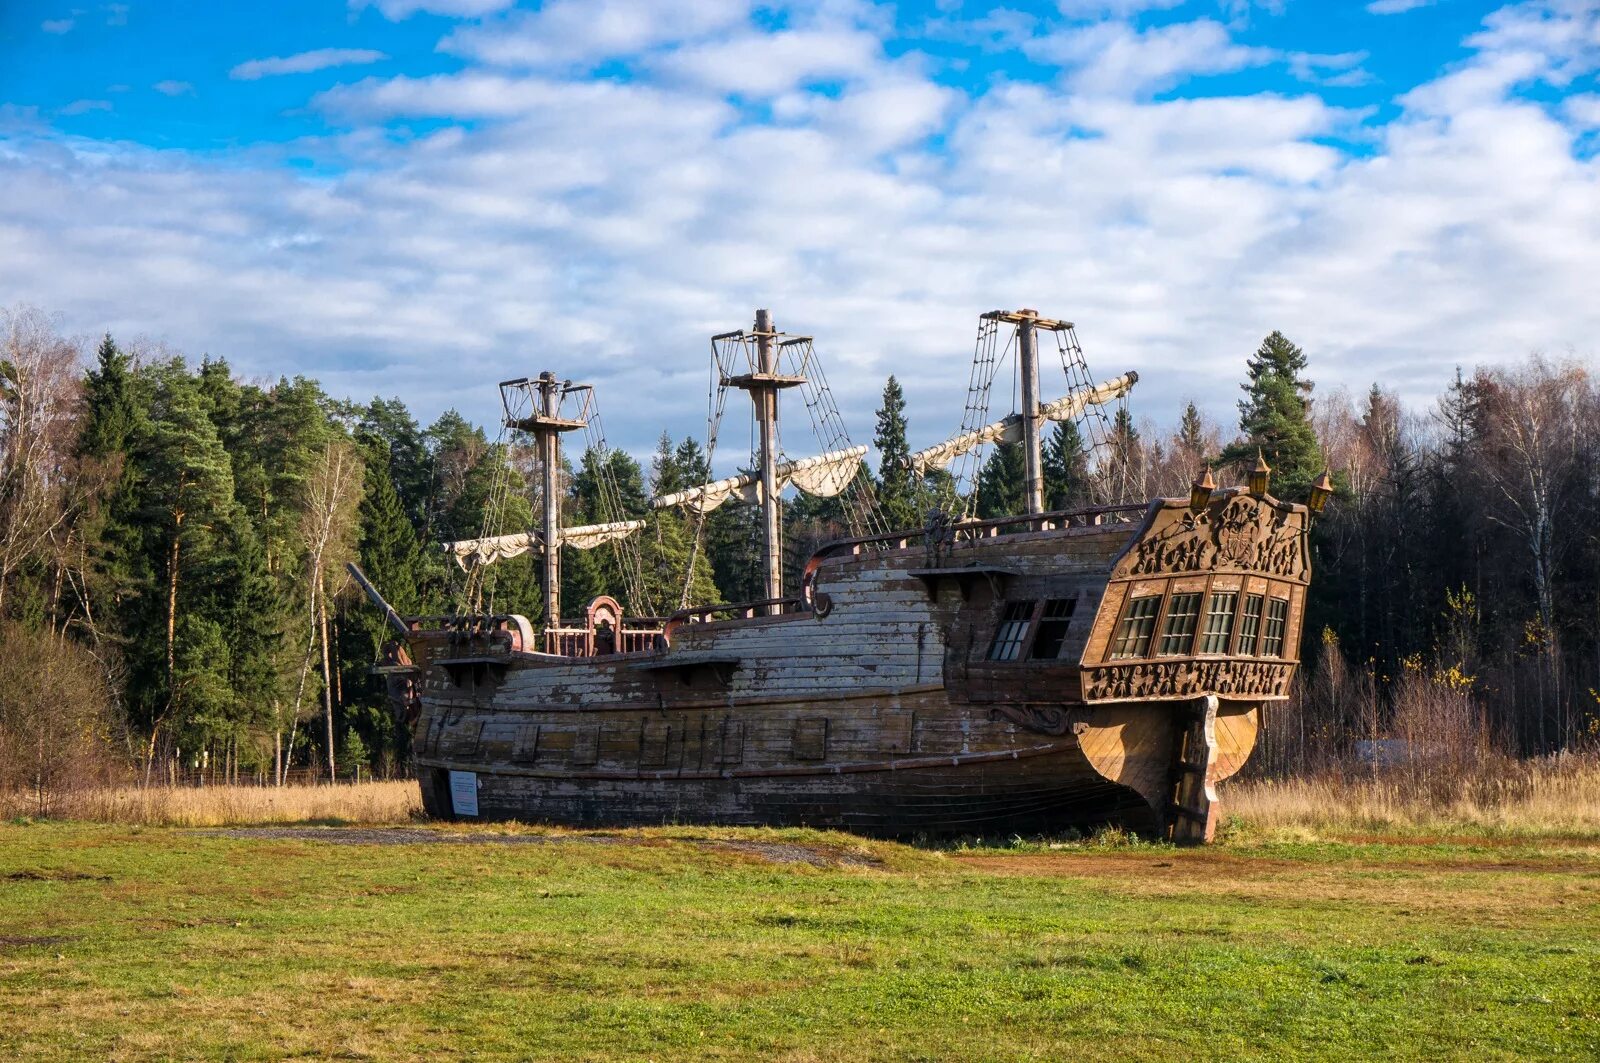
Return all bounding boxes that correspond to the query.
[1030,598,1079,660]
[1262,598,1290,657]
[1158,593,1203,656]
[1237,595,1264,655]
[1110,596,1160,659]
[987,600,1037,661]
[1198,592,1238,655]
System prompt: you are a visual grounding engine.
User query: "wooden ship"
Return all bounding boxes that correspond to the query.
[356,308,1331,842]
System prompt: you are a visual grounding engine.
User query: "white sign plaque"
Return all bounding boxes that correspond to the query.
[448,770,479,817]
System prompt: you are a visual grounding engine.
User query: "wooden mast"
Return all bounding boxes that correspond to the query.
[724,309,807,614]
[1017,310,1044,515]
[537,373,563,629]
[986,308,1075,516]
[503,371,587,631]
[755,309,782,610]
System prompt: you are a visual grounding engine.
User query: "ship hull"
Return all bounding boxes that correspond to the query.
[417,736,1161,836]
[403,499,1301,841]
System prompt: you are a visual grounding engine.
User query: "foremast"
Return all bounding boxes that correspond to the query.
[441,373,644,636]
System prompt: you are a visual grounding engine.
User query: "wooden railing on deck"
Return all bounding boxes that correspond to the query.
[543,624,663,656]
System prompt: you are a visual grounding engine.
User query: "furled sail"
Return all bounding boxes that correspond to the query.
[653,445,867,514]
[904,372,1138,475]
[445,520,645,570]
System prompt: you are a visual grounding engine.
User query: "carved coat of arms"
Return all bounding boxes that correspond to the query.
[1213,498,1262,567]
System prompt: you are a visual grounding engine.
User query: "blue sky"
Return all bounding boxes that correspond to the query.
[2,0,1597,469]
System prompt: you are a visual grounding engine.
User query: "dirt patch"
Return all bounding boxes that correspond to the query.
[0,934,74,950]
[195,827,884,868]
[197,827,575,846]
[1330,833,1600,849]
[707,839,883,868]
[4,868,113,883]
[951,851,1299,878]
[950,850,1598,878]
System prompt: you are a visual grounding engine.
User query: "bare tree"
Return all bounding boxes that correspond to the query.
[0,307,83,616]
[1472,359,1594,748]
[282,439,364,783]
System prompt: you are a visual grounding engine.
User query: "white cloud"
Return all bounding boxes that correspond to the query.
[2,0,1597,466]
[1056,0,1183,17]
[41,18,74,33]
[153,80,194,97]
[1027,18,1274,96]
[230,49,388,81]
[1366,0,1435,13]
[60,99,112,115]
[442,0,751,69]
[353,0,513,17]
[653,29,883,97]
[1286,51,1371,88]
[1566,93,1600,128]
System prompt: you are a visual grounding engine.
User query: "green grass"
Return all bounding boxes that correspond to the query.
[1,822,1596,1061]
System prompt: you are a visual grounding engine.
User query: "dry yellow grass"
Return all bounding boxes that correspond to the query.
[2,780,422,826]
[1225,754,1600,837]
[9,755,1600,837]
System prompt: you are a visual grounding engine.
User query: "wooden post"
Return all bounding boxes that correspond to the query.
[1017,309,1044,516]
[1169,694,1221,844]
[754,309,783,614]
[536,372,563,630]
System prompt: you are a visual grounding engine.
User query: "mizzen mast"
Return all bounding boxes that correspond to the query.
[988,309,1063,516]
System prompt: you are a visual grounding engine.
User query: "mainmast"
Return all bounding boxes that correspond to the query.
[654,310,868,613]
[506,372,587,627]
[725,309,806,612]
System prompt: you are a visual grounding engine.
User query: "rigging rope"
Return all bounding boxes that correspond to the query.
[947,316,1008,519]
[782,339,891,539]
[679,338,730,610]
[1053,326,1131,504]
[577,395,651,618]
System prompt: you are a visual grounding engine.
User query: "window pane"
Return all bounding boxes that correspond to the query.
[988,600,1037,661]
[1158,593,1202,655]
[1237,595,1263,655]
[1030,598,1079,660]
[1111,596,1160,659]
[1262,598,1289,657]
[1198,592,1238,655]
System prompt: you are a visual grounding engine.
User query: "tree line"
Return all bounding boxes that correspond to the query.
[2,304,1597,799]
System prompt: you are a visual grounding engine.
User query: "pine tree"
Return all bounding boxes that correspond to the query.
[643,435,720,611]
[1042,420,1091,511]
[76,335,147,639]
[974,443,1025,518]
[873,376,918,530]
[1098,408,1145,503]
[1176,402,1205,456]
[354,438,425,617]
[79,335,138,457]
[360,398,432,533]
[221,519,285,754]
[131,361,237,760]
[1221,331,1323,497]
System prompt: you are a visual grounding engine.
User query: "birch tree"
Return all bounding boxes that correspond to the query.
[288,438,363,782]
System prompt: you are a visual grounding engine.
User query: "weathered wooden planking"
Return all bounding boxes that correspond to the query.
[406,493,1310,841]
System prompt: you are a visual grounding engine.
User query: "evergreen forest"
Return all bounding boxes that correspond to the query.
[3,306,1597,790]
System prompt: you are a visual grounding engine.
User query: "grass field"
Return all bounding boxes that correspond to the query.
[2,814,1596,1061]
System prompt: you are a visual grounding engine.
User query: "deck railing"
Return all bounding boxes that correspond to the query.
[543,624,663,657]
